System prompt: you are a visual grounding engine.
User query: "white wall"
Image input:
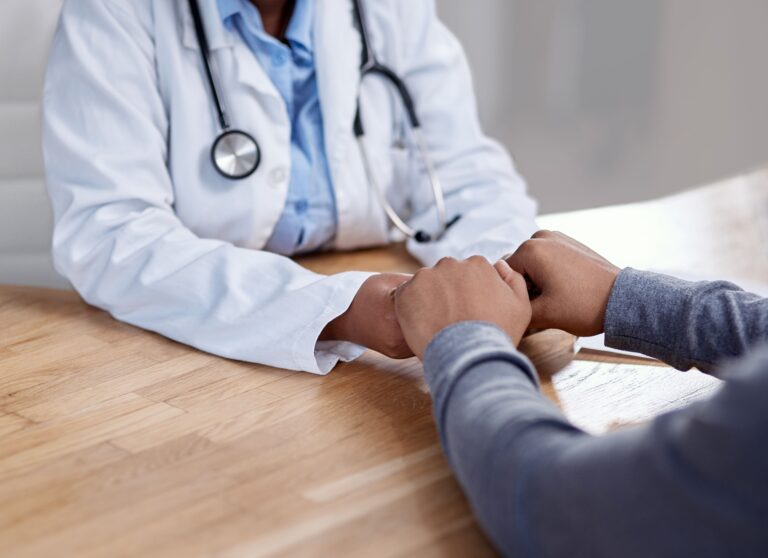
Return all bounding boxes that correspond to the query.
[3,1,768,286]
[0,0,65,287]
[438,0,768,212]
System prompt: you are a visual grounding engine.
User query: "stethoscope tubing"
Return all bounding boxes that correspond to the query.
[351,0,450,239]
[188,0,230,130]
[189,0,455,242]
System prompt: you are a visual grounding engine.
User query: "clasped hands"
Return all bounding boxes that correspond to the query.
[321,231,621,360]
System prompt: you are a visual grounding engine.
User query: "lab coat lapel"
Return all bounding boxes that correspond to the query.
[315,0,362,166]
[315,0,390,249]
[179,0,358,134]
[180,0,281,102]
[180,0,233,51]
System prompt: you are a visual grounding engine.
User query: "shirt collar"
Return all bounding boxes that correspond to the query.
[216,0,242,23]
[216,0,314,53]
[285,0,313,53]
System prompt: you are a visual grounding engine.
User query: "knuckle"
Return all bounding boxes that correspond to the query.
[436,256,457,268]
[518,239,536,254]
[548,230,568,243]
[528,239,546,255]
[467,255,487,266]
[413,268,432,283]
[532,229,553,239]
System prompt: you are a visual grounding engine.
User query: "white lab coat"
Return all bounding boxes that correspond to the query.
[42,0,537,374]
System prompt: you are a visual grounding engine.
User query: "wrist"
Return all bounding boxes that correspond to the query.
[320,310,351,342]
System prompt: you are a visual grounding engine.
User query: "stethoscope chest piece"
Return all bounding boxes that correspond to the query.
[191,0,458,239]
[211,129,261,180]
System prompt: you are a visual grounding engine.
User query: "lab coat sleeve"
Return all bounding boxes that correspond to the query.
[42,0,371,374]
[396,0,539,266]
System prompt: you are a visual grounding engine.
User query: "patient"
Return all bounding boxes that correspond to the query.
[393,231,768,558]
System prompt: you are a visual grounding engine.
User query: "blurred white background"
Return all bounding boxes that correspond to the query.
[2,0,768,286]
[439,0,768,212]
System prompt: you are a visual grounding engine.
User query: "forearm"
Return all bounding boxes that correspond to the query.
[54,212,369,373]
[605,269,768,374]
[425,323,768,557]
[423,321,544,452]
[423,322,564,556]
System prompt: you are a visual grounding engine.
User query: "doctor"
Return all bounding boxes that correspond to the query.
[43,0,537,374]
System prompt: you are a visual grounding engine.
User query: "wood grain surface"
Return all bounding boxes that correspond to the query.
[0,247,577,558]
[4,166,763,556]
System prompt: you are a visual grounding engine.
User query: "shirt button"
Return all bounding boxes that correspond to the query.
[269,167,288,186]
[271,50,289,66]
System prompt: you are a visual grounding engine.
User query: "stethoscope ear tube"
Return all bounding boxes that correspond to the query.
[362,66,421,129]
[352,0,455,243]
[356,135,422,240]
[355,133,458,244]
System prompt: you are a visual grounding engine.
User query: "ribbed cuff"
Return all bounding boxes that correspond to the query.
[423,321,538,423]
[604,268,692,366]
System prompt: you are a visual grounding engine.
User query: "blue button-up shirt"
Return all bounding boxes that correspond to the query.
[217,0,337,255]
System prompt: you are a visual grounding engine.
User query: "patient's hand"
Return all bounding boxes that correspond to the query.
[321,273,414,359]
[505,230,620,337]
[393,256,532,359]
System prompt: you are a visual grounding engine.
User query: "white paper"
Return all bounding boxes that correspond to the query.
[552,361,722,435]
[578,334,649,359]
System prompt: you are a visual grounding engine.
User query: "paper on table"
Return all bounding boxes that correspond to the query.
[539,170,768,358]
[577,334,648,359]
[553,360,722,435]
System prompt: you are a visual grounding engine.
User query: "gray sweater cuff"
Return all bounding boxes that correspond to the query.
[423,322,539,421]
[604,268,694,368]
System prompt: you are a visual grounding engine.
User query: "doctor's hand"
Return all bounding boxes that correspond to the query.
[321,274,414,359]
[505,230,621,337]
[393,257,532,360]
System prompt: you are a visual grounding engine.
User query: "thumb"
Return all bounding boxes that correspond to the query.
[494,259,517,285]
[494,260,528,297]
[496,260,542,303]
[497,260,550,330]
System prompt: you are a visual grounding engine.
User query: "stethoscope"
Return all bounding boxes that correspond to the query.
[188,0,458,243]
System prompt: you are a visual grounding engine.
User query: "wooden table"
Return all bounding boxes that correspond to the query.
[2,168,765,557]
[0,246,581,558]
